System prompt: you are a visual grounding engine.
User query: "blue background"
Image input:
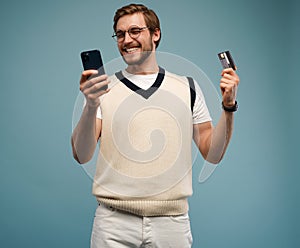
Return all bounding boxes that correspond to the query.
[0,0,299,247]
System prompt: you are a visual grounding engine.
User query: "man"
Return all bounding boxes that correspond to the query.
[72,3,239,248]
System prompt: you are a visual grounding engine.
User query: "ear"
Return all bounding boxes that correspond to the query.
[152,28,161,43]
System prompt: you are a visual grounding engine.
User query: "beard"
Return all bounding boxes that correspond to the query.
[122,50,153,65]
[120,38,154,66]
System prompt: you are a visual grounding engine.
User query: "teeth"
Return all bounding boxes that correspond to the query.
[126,47,139,53]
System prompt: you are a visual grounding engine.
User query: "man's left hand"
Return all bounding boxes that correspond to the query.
[220,68,240,107]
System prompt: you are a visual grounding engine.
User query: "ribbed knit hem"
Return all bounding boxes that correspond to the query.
[96,197,189,217]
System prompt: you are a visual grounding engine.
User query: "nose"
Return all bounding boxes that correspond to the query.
[123,31,133,43]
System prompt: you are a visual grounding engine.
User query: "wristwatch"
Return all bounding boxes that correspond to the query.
[222,101,238,112]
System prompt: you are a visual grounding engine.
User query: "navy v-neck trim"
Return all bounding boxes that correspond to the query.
[115,67,165,99]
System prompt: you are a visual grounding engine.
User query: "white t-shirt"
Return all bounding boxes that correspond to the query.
[96,70,211,124]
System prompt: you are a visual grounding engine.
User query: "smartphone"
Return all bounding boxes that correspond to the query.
[218,51,237,70]
[80,49,107,90]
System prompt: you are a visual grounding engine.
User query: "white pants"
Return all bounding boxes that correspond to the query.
[90,204,193,248]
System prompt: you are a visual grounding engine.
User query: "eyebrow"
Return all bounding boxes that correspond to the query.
[116,25,143,32]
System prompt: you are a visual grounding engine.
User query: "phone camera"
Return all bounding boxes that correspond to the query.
[83,53,89,62]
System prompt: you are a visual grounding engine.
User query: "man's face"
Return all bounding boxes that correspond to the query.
[115,13,159,65]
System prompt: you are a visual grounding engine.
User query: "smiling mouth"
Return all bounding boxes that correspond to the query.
[124,47,140,54]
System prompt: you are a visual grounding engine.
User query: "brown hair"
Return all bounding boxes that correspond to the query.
[113,3,161,48]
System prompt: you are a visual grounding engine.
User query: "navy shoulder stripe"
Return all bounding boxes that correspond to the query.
[187,77,196,112]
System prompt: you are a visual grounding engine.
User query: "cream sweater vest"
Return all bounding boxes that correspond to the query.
[93,68,194,216]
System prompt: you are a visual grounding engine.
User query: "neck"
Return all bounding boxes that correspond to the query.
[126,64,159,75]
[126,52,159,75]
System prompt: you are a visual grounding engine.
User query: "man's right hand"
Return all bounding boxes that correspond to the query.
[79,70,110,108]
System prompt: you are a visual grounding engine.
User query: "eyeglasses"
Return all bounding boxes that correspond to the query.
[112,27,149,42]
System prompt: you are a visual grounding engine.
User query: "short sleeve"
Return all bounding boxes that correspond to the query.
[192,80,212,124]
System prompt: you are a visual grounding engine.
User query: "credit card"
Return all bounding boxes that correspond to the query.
[218,51,237,70]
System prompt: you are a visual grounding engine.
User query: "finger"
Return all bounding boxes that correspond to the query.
[220,82,233,91]
[222,73,235,80]
[80,79,93,92]
[89,74,108,84]
[90,87,110,99]
[221,74,239,86]
[80,70,99,84]
[81,79,109,94]
[80,74,108,92]
[221,68,236,76]
[83,85,110,104]
[220,81,237,96]
[84,74,108,88]
[220,77,236,85]
[87,80,109,94]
